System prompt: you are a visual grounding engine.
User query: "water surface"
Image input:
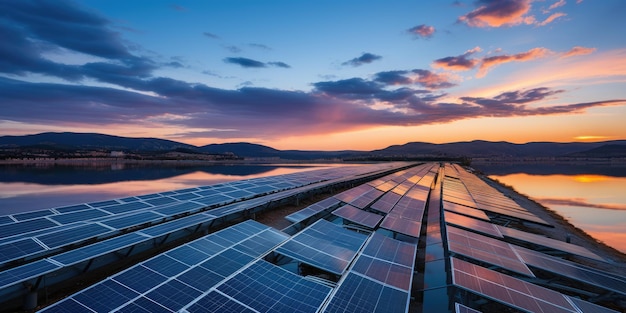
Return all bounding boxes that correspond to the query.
[0,163,335,215]
[475,163,626,253]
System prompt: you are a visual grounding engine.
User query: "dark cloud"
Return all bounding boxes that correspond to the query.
[342,53,382,67]
[0,0,131,60]
[373,71,413,85]
[407,24,436,38]
[268,62,291,68]
[202,32,220,39]
[432,47,481,71]
[223,57,267,68]
[373,69,456,90]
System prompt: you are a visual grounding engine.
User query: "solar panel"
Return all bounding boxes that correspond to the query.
[443,201,490,221]
[186,291,257,313]
[49,208,111,224]
[370,192,402,213]
[332,204,383,228]
[362,232,416,267]
[145,196,178,206]
[323,272,408,313]
[137,213,215,238]
[349,189,384,209]
[285,197,341,223]
[12,209,55,221]
[380,214,422,238]
[199,248,255,278]
[0,238,46,264]
[116,296,170,313]
[72,280,139,312]
[215,260,332,313]
[99,201,152,214]
[36,223,114,249]
[144,254,190,277]
[444,211,502,238]
[446,226,534,276]
[153,201,205,216]
[50,232,149,266]
[171,192,201,201]
[567,296,620,313]
[352,255,413,290]
[193,194,234,206]
[0,259,61,289]
[89,199,120,208]
[112,265,168,293]
[275,219,367,275]
[145,279,202,311]
[334,184,374,203]
[54,203,92,213]
[232,229,289,258]
[513,245,626,295]
[451,257,618,313]
[100,211,164,229]
[0,218,59,238]
[497,225,606,262]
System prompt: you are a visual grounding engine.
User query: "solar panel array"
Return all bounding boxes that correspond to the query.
[451,257,619,313]
[40,220,289,313]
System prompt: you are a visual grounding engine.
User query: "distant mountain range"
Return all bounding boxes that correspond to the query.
[1,132,625,159]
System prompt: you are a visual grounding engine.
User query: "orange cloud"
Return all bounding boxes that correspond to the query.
[547,0,566,11]
[458,0,533,27]
[478,47,551,77]
[561,46,596,58]
[536,12,566,26]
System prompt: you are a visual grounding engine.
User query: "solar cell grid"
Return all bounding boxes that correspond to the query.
[117,296,171,313]
[0,218,59,238]
[449,257,615,313]
[12,209,55,221]
[89,199,120,208]
[332,204,383,228]
[380,214,422,238]
[199,248,254,278]
[216,260,332,313]
[352,255,412,290]
[49,208,111,224]
[350,189,384,209]
[444,211,502,238]
[193,194,233,206]
[186,290,257,313]
[362,233,416,267]
[443,201,490,221]
[323,272,408,313]
[137,213,215,237]
[165,245,211,266]
[73,279,139,312]
[144,196,178,206]
[113,265,169,294]
[50,232,148,266]
[334,184,373,203]
[154,201,205,216]
[0,238,46,264]
[36,223,114,249]
[146,279,202,311]
[100,201,152,214]
[144,255,189,277]
[0,259,60,289]
[455,303,482,313]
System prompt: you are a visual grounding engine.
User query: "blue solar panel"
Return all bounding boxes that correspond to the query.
[100,211,164,229]
[73,280,139,312]
[37,223,114,249]
[112,265,168,294]
[145,196,178,206]
[176,266,223,292]
[352,255,413,291]
[187,238,226,256]
[49,208,111,224]
[233,230,288,258]
[186,291,257,313]
[171,192,201,201]
[100,201,152,214]
[165,245,211,266]
[323,272,408,313]
[0,215,14,225]
[362,233,416,267]
[116,296,170,313]
[193,194,234,206]
[145,279,202,311]
[54,204,92,214]
[0,238,46,263]
[50,232,148,266]
[12,209,54,221]
[136,193,161,200]
[143,255,189,277]
[217,260,332,313]
[154,202,205,216]
[0,259,60,289]
[199,248,254,278]
[332,204,383,228]
[0,218,58,238]
[89,199,120,208]
[138,214,215,237]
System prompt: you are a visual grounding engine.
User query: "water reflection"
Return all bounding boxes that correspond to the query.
[480,168,626,254]
[0,164,331,215]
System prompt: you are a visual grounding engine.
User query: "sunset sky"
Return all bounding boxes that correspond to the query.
[1,0,625,150]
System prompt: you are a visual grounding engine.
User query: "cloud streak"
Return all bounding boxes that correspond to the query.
[433,47,482,71]
[478,47,551,77]
[342,53,382,67]
[223,57,290,69]
[537,197,626,211]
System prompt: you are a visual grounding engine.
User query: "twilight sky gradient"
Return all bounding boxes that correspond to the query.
[1,0,625,150]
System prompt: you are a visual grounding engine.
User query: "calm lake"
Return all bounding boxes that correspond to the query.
[474,163,626,254]
[0,163,339,215]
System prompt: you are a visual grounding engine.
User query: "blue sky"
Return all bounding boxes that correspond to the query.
[1,0,625,150]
